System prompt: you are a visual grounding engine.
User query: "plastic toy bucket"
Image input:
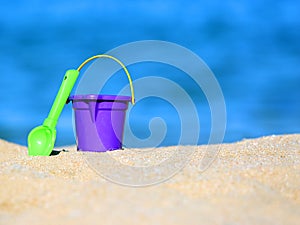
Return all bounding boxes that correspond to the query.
[68,94,131,152]
[67,54,135,152]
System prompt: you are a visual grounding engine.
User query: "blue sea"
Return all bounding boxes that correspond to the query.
[0,0,299,147]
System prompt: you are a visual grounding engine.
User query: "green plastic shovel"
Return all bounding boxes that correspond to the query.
[27,69,79,156]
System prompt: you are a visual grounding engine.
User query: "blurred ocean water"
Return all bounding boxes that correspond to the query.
[0,0,299,146]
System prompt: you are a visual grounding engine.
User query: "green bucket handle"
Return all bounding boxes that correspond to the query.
[77,54,135,104]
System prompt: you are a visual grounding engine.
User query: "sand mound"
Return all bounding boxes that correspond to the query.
[0,134,299,225]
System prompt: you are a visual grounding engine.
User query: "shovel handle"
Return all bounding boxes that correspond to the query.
[43,69,79,129]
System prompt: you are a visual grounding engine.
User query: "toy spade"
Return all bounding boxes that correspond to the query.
[28,70,79,156]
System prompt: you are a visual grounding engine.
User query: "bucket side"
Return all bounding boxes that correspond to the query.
[69,95,130,152]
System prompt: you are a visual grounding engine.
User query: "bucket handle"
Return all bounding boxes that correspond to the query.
[77,54,135,104]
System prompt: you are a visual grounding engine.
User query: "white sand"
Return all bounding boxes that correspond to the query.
[0,134,299,225]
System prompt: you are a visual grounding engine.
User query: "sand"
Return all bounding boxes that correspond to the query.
[0,134,299,225]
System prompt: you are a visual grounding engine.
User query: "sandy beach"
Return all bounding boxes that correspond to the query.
[0,134,299,225]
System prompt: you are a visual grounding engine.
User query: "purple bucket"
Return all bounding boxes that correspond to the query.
[68,94,131,152]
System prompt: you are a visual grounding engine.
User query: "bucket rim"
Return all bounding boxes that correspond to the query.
[68,94,132,102]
